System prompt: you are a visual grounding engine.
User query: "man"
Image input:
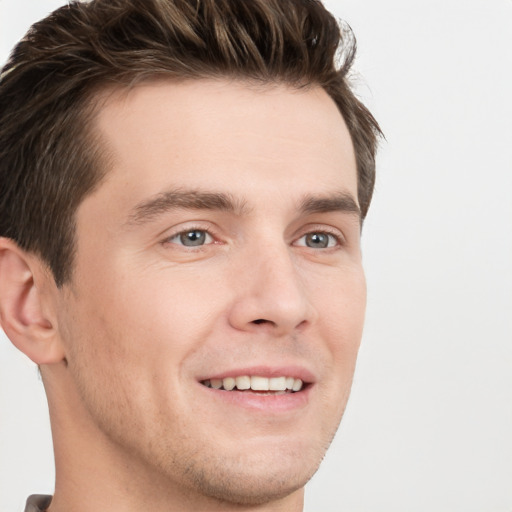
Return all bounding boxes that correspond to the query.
[0,0,380,510]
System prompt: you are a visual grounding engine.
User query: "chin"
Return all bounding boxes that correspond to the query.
[187,456,315,506]
[166,437,325,507]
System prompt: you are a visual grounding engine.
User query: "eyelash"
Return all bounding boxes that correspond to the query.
[162,225,345,250]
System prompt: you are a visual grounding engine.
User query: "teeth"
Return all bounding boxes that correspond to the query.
[292,378,303,392]
[235,376,251,390]
[210,379,223,389]
[269,376,286,390]
[223,377,236,391]
[203,375,305,392]
[251,376,269,391]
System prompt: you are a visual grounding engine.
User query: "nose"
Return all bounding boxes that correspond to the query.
[227,244,316,337]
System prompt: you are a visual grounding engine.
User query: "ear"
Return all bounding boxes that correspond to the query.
[0,237,65,365]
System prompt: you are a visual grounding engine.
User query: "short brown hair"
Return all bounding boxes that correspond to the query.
[0,0,381,286]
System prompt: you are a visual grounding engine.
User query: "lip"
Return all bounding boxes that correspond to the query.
[196,365,315,414]
[197,365,316,383]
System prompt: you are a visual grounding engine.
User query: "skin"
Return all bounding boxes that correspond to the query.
[0,80,366,512]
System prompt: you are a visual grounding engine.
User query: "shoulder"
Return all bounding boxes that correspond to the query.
[24,495,52,512]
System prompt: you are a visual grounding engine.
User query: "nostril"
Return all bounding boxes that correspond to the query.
[252,319,268,325]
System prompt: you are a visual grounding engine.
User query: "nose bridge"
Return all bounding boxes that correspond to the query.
[259,244,302,300]
[228,237,314,334]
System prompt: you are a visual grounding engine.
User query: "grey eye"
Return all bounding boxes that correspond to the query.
[180,230,207,246]
[296,232,338,249]
[169,230,212,247]
[305,233,329,248]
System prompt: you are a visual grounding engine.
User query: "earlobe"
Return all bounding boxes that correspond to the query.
[0,238,65,365]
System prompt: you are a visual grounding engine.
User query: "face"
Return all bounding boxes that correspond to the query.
[53,80,366,506]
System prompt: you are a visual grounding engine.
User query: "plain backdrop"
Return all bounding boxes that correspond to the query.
[1,1,511,511]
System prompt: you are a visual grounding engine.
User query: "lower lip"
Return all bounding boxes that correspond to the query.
[198,383,312,413]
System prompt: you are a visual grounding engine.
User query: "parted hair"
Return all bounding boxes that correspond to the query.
[0,0,381,286]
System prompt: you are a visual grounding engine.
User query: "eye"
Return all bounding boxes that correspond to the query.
[295,231,340,249]
[167,229,213,247]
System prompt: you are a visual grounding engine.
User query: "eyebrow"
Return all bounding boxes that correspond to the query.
[299,192,361,219]
[126,188,250,226]
[126,188,360,227]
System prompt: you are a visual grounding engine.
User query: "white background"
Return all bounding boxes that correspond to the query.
[1,1,511,511]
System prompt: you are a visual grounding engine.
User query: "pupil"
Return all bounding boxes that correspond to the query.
[307,233,328,248]
[181,230,206,246]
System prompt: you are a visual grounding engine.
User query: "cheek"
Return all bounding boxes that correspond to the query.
[316,265,366,341]
[76,265,226,386]
[308,270,366,450]
[128,271,224,352]
[58,278,206,442]
[315,268,366,389]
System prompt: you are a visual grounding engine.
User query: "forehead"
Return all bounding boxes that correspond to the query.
[84,79,357,222]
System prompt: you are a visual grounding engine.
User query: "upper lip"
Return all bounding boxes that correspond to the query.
[197,365,316,384]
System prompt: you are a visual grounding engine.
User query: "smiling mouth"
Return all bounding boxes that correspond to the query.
[200,375,305,394]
